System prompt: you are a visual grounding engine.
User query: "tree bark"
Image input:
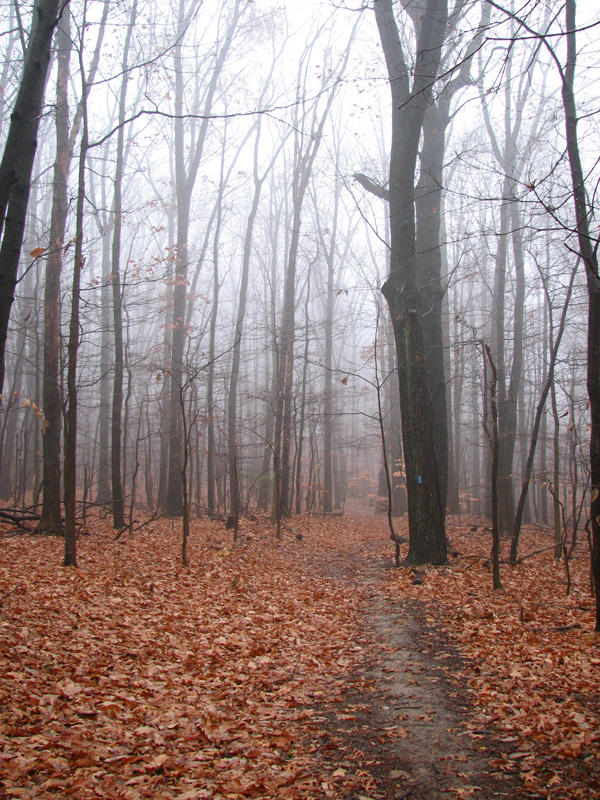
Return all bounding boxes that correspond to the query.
[63,103,88,568]
[96,205,112,505]
[0,0,62,396]
[109,0,137,529]
[559,0,600,629]
[484,345,501,589]
[38,0,107,531]
[37,8,70,533]
[374,0,448,564]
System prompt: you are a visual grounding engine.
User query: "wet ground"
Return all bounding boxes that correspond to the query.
[307,526,530,800]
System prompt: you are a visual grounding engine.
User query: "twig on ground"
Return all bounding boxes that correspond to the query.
[0,585,19,606]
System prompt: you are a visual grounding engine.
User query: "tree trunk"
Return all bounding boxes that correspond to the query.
[484,345,501,590]
[37,13,71,534]
[0,0,61,395]
[38,0,108,531]
[295,274,311,515]
[0,312,27,498]
[415,101,449,514]
[63,111,88,568]
[510,265,576,560]
[206,168,225,518]
[96,214,112,505]
[227,178,261,534]
[273,190,301,520]
[558,0,600,629]
[374,0,448,564]
[539,289,549,525]
[109,0,137,529]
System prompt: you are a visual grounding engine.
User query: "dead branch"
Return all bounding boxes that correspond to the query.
[516,544,560,563]
[353,172,390,201]
[0,508,39,530]
[0,585,19,606]
[114,513,163,541]
[114,520,136,541]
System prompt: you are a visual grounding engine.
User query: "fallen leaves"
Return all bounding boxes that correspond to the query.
[0,515,368,799]
[1,511,599,798]
[384,515,600,799]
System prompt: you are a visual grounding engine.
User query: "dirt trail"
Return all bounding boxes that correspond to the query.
[306,521,529,800]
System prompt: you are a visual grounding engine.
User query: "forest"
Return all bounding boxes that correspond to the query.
[1,0,600,798]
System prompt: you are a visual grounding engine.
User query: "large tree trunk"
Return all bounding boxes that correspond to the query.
[374,0,448,564]
[558,0,600,629]
[37,12,71,534]
[415,101,449,515]
[0,0,61,396]
[38,1,107,531]
[360,3,489,525]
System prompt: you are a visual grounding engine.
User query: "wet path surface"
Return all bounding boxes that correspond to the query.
[306,528,529,799]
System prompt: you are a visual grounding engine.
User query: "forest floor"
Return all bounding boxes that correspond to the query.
[0,509,598,799]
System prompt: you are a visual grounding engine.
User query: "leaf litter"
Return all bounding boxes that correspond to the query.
[383,515,600,799]
[0,511,598,798]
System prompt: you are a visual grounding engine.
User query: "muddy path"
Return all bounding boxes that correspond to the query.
[303,520,530,800]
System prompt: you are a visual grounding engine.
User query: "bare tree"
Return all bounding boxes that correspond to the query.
[478,27,546,536]
[37,1,108,533]
[491,0,600,628]
[0,0,63,396]
[373,0,449,564]
[272,20,356,521]
[227,113,285,534]
[109,0,138,530]
[510,264,577,561]
[164,0,243,517]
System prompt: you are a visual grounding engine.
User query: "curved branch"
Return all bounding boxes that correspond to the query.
[353,172,390,202]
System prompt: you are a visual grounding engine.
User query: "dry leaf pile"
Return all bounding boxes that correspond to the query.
[0,515,368,799]
[1,510,599,799]
[384,516,600,798]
